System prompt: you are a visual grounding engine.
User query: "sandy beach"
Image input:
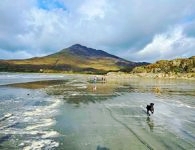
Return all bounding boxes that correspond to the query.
[0,73,195,149]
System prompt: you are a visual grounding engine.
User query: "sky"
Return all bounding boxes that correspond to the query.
[0,0,195,62]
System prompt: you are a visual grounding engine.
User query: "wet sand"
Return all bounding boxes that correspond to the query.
[0,73,195,149]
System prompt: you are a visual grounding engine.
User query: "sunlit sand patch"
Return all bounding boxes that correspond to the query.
[153,87,162,94]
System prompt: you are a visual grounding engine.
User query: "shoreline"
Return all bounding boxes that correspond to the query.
[1,71,195,81]
[106,72,195,80]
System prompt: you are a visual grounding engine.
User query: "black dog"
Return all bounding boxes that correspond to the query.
[146,103,154,116]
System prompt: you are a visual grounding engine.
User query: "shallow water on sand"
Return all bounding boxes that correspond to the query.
[0,73,195,150]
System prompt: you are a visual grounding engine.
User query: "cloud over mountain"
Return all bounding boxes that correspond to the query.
[0,0,195,62]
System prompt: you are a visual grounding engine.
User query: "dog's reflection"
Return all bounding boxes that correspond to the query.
[146,117,154,132]
[97,145,110,150]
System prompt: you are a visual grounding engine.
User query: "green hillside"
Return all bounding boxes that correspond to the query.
[0,44,146,74]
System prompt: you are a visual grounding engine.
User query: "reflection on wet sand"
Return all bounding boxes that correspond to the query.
[146,117,154,132]
[96,145,110,150]
[46,79,133,105]
[4,80,67,89]
[1,74,195,150]
[92,84,97,92]
[0,135,11,144]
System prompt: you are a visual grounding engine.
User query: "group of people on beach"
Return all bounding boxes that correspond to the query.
[92,75,107,91]
[93,75,106,83]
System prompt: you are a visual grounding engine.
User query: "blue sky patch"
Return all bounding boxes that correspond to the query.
[37,0,66,11]
[179,14,195,24]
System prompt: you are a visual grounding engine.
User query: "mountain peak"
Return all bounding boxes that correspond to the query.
[0,44,147,73]
[69,44,86,49]
[66,44,118,59]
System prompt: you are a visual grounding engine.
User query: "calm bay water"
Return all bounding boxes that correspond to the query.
[0,73,195,150]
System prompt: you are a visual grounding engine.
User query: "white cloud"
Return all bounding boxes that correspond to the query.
[133,27,195,62]
[0,0,195,61]
[78,0,107,19]
[18,8,71,51]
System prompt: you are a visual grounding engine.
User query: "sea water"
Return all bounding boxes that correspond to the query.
[0,73,195,150]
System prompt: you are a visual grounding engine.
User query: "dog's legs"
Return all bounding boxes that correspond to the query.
[147,110,150,116]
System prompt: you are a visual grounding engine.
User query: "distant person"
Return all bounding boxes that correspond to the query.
[101,76,106,83]
[103,76,106,82]
[146,103,154,116]
[94,76,97,83]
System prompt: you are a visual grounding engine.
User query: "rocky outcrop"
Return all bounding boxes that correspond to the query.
[132,56,195,74]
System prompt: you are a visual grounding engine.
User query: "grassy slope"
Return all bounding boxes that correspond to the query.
[0,51,122,73]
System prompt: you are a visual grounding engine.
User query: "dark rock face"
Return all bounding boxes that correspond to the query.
[66,44,119,59]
